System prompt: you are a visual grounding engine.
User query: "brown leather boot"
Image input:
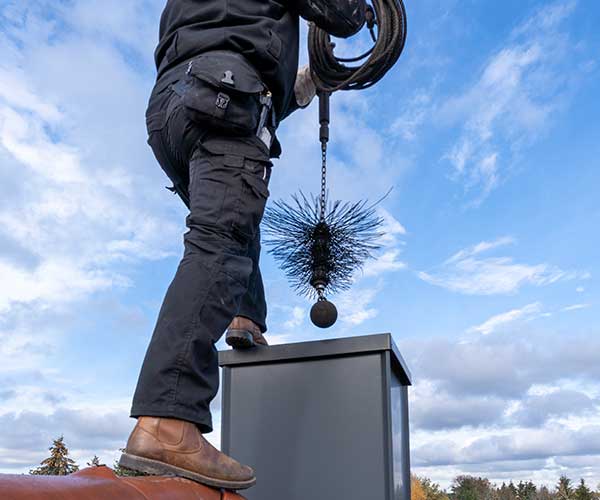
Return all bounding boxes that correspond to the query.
[225,316,268,349]
[119,417,256,490]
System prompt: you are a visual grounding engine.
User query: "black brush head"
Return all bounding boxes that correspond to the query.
[263,192,384,299]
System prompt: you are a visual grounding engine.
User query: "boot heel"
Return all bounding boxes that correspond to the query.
[118,453,167,476]
[226,329,255,349]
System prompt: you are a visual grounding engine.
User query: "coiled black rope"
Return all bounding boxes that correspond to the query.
[308,0,407,92]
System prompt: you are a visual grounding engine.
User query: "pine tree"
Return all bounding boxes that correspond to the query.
[509,482,519,498]
[30,436,79,476]
[87,455,102,467]
[497,482,518,500]
[450,476,494,500]
[574,479,594,500]
[517,480,537,500]
[556,476,574,500]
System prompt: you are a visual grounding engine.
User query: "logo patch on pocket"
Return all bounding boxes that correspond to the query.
[216,93,230,110]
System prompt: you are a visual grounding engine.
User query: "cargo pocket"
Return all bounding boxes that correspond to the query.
[232,157,272,242]
[188,152,229,225]
[180,51,266,136]
[242,158,271,198]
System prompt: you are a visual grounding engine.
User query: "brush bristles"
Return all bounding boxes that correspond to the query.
[262,192,384,298]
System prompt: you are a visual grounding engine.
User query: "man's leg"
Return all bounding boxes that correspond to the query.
[237,227,267,333]
[124,139,271,489]
[131,144,271,429]
[226,227,270,348]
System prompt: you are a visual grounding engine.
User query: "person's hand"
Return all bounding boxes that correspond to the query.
[294,0,366,39]
[294,65,317,108]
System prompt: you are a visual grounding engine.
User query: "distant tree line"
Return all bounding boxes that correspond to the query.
[27,436,600,496]
[411,475,600,500]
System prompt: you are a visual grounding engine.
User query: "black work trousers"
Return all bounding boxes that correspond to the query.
[131,84,273,433]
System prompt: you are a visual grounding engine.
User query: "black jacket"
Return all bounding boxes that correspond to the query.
[150,0,300,123]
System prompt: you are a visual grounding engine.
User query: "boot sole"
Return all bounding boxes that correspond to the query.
[118,452,256,490]
[225,329,255,349]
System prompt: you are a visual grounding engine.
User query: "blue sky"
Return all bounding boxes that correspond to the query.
[0,0,599,489]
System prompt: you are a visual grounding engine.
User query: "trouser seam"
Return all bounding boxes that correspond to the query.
[170,263,222,410]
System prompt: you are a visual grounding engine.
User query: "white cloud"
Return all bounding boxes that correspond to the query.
[419,237,585,295]
[407,330,600,402]
[378,208,407,241]
[283,306,306,329]
[473,153,499,201]
[0,95,177,313]
[362,249,407,277]
[337,286,380,326]
[0,260,124,315]
[468,302,542,335]
[407,325,600,487]
[411,380,508,430]
[467,301,592,336]
[561,303,590,312]
[0,6,182,318]
[361,208,407,278]
[511,389,598,427]
[418,259,562,295]
[446,236,515,263]
[441,0,582,203]
[65,0,161,62]
[512,0,577,36]
[414,424,600,468]
[390,90,431,141]
[0,68,62,122]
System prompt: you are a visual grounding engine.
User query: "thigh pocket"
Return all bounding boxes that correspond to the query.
[232,158,272,241]
[188,154,229,224]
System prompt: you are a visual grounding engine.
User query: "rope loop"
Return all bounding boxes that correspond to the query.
[308,0,407,93]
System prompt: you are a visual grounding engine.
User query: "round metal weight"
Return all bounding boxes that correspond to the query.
[310,299,338,328]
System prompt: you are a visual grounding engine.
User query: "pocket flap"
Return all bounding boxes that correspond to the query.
[199,134,271,161]
[188,51,265,94]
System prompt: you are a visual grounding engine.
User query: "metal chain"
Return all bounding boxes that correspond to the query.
[320,141,327,222]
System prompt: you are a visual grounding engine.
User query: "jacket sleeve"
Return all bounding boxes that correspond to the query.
[290,0,366,38]
[279,93,303,122]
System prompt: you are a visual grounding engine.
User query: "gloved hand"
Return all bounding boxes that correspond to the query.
[293,0,367,38]
[294,65,317,108]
